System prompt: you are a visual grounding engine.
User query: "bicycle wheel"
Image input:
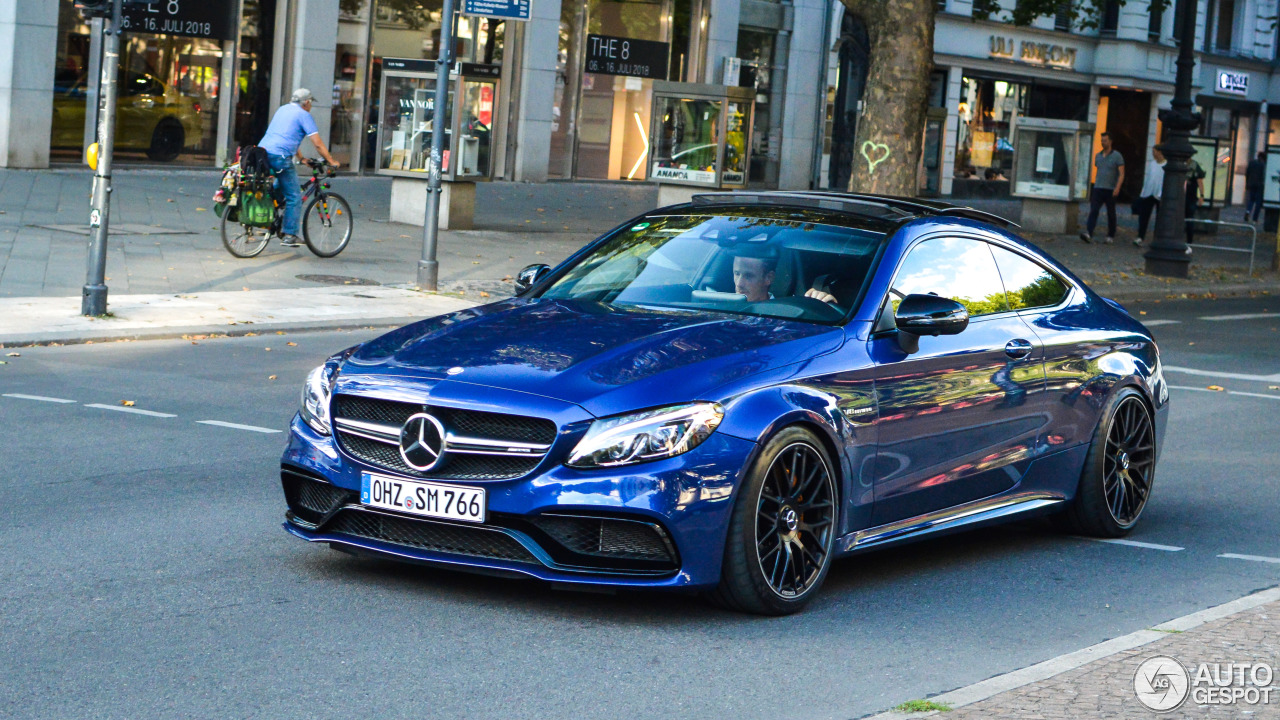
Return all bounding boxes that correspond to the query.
[303,192,353,258]
[221,211,271,258]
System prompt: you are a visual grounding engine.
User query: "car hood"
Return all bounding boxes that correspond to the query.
[344,299,844,415]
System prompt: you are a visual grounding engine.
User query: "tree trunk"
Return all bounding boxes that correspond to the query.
[840,0,935,196]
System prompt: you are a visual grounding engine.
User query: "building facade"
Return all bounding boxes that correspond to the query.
[6,0,1280,208]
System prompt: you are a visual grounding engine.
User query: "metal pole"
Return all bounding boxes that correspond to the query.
[418,0,457,291]
[1144,0,1199,279]
[82,0,123,316]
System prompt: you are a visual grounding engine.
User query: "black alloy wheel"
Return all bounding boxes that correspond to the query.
[711,427,838,615]
[1102,395,1156,527]
[1063,387,1157,536]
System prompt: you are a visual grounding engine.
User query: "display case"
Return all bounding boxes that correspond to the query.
[376,58,499,181]
[1189,136,1225,207]
[1010,117,1095,201]
[649,82,754,189]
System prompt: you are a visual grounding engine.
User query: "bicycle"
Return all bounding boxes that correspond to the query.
[220,158,354,259]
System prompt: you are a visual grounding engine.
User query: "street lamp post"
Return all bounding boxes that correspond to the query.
[1144,0,1201,278]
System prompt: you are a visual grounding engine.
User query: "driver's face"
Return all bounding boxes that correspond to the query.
[733,257,774,302]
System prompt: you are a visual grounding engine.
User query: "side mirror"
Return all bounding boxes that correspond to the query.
[514,263,551,296]
[894,294,969,354]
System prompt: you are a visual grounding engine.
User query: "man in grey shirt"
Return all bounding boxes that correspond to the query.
[1080,132,1125,244]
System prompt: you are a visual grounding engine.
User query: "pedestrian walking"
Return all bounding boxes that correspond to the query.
[1185,157,1206,253]
[1245,151,1266,222]
[1080,132,1125,244]
[1133,147,1164,247]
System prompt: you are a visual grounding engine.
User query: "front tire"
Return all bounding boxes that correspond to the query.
[303,192,353,258]
[1061,387,1157,537]
[710,427,838,615]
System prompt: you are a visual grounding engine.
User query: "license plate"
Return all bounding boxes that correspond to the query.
[360,472,486,523]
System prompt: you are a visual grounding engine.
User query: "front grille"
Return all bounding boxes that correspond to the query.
[331,394,556,481]
[530,515,676,563]
[324,509,537,564]
[282,468,356,525]
[340,433,542,480]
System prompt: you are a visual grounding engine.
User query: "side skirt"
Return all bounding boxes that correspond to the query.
[835,491,1065,555]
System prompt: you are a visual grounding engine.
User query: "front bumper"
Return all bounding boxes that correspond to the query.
[280,414,756,589]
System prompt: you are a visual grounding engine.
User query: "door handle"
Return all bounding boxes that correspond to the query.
[1005,338,1033,360]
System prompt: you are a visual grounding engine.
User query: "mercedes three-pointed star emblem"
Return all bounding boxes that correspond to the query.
[399,412,446,471]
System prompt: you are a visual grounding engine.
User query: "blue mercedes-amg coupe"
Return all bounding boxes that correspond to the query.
[280,192,1168,615]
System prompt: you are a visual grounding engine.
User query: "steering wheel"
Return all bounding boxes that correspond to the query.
[750,296,847,322]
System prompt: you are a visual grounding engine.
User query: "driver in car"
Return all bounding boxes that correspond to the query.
[732,253,840,305]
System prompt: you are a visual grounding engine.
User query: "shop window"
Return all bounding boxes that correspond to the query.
[954,77,1025,191]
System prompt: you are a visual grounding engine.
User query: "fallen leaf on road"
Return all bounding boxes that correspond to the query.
[268,375,277,381]
[245,332,257,337]
[287,342,297,346]
[265,347,272,352]
[1138,311,1147,315]
[5,352,18,357]
[472,261,480,264]
[166,198,174,203]
[195,207,207,212]
[121,400,135,406]
[535,251,545,255]
[536,208,545,213]
[400,235,410,238]
[479,291,490,298]
[1207,385,1225,392]
[242,287,250,291]
[276,331,286,335]
[1270,385,1280,390]
[1188,342,1195,345]
[0,361,7,365]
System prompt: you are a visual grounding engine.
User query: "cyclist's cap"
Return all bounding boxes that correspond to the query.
[291,88,313,103]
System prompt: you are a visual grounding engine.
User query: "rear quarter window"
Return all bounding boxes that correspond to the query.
[988,245,1070,310]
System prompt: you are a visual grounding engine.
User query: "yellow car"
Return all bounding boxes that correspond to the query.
[51,70,202,162]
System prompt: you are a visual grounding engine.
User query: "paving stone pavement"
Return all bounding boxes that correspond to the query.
[879,595,1280,719]
[0,168,1276,305]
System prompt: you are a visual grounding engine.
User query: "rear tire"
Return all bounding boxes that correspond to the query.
[1061,387,1156,537]
[147,119,185,162]
[303,192,353,258]
[709,427,838,615]
[221,211,270,258]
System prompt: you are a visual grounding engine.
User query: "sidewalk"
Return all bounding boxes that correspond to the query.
[870,586,1280,719]
[1,168,1278,346]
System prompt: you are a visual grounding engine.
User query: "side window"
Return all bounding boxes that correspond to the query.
[989,245,1070,310]
[890,237,1010,318]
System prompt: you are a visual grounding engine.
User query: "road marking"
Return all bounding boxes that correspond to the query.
[1163,365,1280,383]
[1169,385,1280,401]
[84,403,176,418]
[1141,319,1181,326]
[1218,553,1280,564]
[1199,312,1280,321]
[1224,390,1280,401]
[1090,538,1185,552]
[197,420,281,434]
[2,393,76,404]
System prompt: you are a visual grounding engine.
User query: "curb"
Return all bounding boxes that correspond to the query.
[1104,280,1280,303]
[0,316,432,348]
[863,584,1280,718]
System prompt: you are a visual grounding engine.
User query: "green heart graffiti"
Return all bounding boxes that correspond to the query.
[860,141,892,174]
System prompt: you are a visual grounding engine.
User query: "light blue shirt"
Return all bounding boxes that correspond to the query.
[259,103,319,157]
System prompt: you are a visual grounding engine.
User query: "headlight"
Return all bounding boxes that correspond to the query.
[299,363,337,435]
[566,403,724,469]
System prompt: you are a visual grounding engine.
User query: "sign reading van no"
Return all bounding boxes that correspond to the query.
[122,1,238,41]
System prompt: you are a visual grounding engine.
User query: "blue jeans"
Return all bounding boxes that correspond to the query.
[268,153,302,236]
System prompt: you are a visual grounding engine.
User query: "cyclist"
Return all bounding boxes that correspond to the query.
[259,88,341,247]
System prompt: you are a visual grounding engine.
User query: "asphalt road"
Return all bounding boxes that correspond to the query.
[2,294,1279,720]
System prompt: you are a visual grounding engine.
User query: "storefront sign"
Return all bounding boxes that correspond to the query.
[585,35,669,79]
[385,58,435,73]
[122,1,237,41]
[459,63,501,78]
[1217,70,1250,96]
[651,166,715,184]
[461,0,530,21]
[989,35,1078,69]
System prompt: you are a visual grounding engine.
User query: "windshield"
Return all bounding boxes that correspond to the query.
[540,212,884,324]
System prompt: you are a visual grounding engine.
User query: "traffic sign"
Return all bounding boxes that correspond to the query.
[461,0,530,21]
